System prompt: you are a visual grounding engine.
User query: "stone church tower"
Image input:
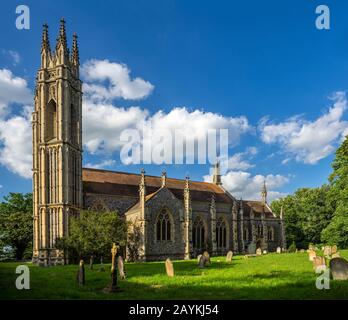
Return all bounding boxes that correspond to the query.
[32,20,82,266]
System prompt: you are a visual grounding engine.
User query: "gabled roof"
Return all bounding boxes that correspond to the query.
[242,200,275,217]
[82,168,232,203]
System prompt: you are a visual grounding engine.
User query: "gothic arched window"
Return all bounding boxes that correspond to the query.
[46,100,57,141]
[257,225,263,237]
[243,227,249,241]
[70,104,78,144]
[268,226,274,241]
[193,216,206,250]
[216,217,227,249]
[156,208,172,241]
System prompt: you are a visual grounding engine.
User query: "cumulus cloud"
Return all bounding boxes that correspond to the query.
[81,59,154,101]
[0,68,32,118]
[0,106,33,178]
[223,146,257,171]
[259,92,348,164]
[204,170,289,201]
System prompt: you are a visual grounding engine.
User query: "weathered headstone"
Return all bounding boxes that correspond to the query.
[323,246,332,257]
[332,252,340,258]
[312,256,326,271]
[256,248,262,256]
[263,250,268,255]
[276,247,281,254]
[331,245,338,254]
[117,256,126,279]
[165,258,174,277]
[197,254,202,264]
[330,257,348,280]
[308,250,316,261]
[309,244,315,251]
[248,243,256,254]
[199,255,207,268]
[300,249,305,253]
[77,259,85,286]
[203,251,211,265]
[226,251,233,263]
[89,255,94,270]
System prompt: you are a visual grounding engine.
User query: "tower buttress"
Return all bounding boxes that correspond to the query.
[32,20,82,266]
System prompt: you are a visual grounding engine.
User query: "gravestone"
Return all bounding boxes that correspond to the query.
[256,248,262,256]
[332,252,340,258]
[323,246,332,257]
[248,243,256,254]
[276,247,281,254]
[103,243,121,293]
[299,249,305,253]
[77,259,85,286]
[117,256,126,279]
[330,257,348,280]
[197,254,202,264]
[308,250,316,261]
[312,256,326,271]
[226,251,233,263]
[199,255,207,269]
[165,258,174,277]
[309,244,315,251]
[263,250,268,255]
[203,251,211,265]
[331,245,338,254]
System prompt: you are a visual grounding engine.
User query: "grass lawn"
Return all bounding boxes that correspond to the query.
[1,251,348,300]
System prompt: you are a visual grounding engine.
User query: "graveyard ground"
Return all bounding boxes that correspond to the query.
[1,251,348,300]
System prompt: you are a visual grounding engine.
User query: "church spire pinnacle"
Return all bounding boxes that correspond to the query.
[161,170,167,188]
[71,32,79,66]
[41,23,50,53]
[212,161,222,185]
[56,18,69,62]
[261,180,267,205]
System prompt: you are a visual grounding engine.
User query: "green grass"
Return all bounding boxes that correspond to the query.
[1,251,348,300]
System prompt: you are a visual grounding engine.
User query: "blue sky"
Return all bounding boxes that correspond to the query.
[0,0,348,201]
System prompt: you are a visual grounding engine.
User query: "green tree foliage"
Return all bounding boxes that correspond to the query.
[59,210,128,263]
[271,186,333,248]
[271,136,348,249]
[321,136,348,247]
[0,193,33,260]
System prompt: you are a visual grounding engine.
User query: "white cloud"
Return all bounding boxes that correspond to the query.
[204,170,289,202]
[0,68,32,118]
[83,100,251,159]
[83,100,148,154]
[259,92,348,164]
[81,59,154,101]
[84,159,116,169]
[0,106,33,178]
[223,146,257,170]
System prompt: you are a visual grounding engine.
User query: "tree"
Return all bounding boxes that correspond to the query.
[62,210,128,266]
[0,193,33,260]
[321,136,348,247]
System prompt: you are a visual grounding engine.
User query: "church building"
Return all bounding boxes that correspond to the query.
[32,20,286,266]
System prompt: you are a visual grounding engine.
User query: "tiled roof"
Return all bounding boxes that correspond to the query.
[242,200,274,217]
[82,168,233,203]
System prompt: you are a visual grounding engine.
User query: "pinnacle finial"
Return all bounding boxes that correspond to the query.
[41,23,50,53]
[213,160,222,185]
[71,32,79,65]
[56,18,68,54]
[185,175,190,189]
[161,170,167,188]
[261,180,267,205]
